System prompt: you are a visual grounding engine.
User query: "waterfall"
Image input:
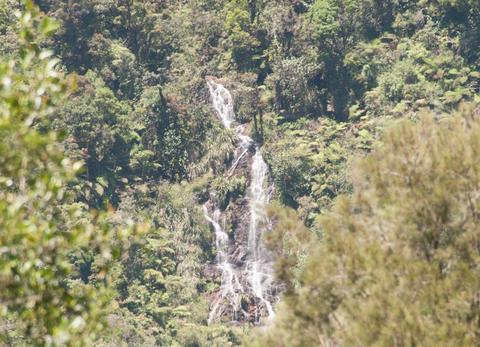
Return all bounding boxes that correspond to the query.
[203,207,245,323]
[204,77,276,324]
[246,149,275,319]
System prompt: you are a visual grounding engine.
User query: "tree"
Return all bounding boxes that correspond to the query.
[437,0,480,64]
[0,0,20,56]
[222,0,262,70]
[309,0,396,121]
[308,0,360,121]
[251,105,480,346]
[129,86,193,181]
[0,3,139,345]
[54,72,133,207]
[266,56,322,120]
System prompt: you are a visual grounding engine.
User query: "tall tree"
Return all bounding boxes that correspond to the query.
[251,105,480,346]
[309,0,395,121]
[0,3,139,345]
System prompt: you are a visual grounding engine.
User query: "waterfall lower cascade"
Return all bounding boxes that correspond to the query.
[204,77,277,324]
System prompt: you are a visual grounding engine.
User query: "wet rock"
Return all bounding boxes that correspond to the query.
[231,247,247,267]
[203,263,220,281]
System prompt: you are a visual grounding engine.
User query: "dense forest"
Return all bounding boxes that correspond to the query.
[1,0,480,346]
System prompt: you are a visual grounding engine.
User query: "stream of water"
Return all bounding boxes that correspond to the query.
[204,78,275,324]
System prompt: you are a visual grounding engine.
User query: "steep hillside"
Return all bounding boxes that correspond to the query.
[1,0,480,346]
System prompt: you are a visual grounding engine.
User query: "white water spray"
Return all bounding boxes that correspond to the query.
[205,78,276,324]
[203,207,244,324]
[246,149,276,319]
[207,80,236,130]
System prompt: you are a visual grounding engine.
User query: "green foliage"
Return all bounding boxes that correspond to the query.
[267,143,311,208]
[212,176,247,210]
[363,24,479,118]
[54,72,133,205]
[266,56,322,120]
[309,0,365,120]
[251,105,480,346]
[188,124,236,179]
[89,35,141,99]
[310,0,358,44]
[4,0,480,345]
[264,117,368,226]
[108,182,242,346]
[0,0,19,56]
[129,86,191,181]
[0,3,138,345]
[221,0,261,70]
[231,74,258,123]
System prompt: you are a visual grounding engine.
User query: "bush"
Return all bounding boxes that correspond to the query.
[251,105,480,347]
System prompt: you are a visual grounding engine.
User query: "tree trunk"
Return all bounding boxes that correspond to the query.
[333,87,349,122]
[248,0,256,22]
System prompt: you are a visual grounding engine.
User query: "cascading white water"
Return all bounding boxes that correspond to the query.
[207,80,236,130]
[246,149,275,320]
[205,77,276,324]
[203,207,244,324]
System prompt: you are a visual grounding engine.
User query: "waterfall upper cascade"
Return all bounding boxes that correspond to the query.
[204,78,277,324]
